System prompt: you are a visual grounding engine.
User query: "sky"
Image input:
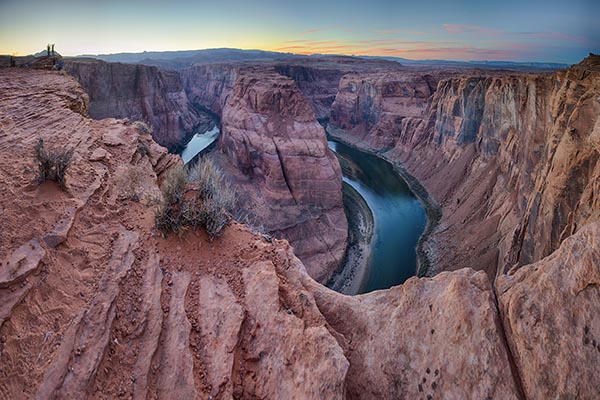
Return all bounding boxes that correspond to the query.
[0,0,598,63]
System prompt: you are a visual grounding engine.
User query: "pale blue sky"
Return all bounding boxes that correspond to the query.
[0,0,597,63]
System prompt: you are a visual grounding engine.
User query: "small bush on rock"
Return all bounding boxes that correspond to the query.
[136,141,151,159]
[34,138,74,189]
[132,121,152,135]
[116,164,145,201]
[155,158,236,239]
[155,165,187,236]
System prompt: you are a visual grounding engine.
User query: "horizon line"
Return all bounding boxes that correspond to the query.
[4,46,583,65]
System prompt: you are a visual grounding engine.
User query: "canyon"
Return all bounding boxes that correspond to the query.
[0,51,598,399]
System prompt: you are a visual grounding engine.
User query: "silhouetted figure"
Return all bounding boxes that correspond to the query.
[47,44,50,56]
[51,44,54,56]
[10,56,15,67]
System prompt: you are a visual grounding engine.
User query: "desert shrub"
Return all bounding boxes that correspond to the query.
[155,159,236,239]
[136,141,151,159]
[34,138,74,189]
[116,164,145,201]
[188,158,236,238]
[155,165,187,236]
[132,121,152,135]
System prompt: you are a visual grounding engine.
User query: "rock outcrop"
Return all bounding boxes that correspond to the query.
[0,69,347,399]
[64,59,213,150]
[213,68,348,282]
[497,221,600,399]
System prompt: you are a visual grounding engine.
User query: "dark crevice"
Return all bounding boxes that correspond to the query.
[273,140,298,204]
[491,285,528,400]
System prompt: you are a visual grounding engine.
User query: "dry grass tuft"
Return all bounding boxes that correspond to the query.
[34,138,74,189]
[155,158,236,239]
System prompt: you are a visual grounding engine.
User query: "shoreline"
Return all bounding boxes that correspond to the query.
[326,182,374,295]
[327,126,442,278]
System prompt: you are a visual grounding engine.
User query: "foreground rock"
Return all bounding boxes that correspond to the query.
[0,70,347,399]
[301,265,521,399]
[497,221,600,399]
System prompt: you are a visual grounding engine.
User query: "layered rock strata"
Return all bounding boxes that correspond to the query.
[1,64,599,400]
[329,55,600,278]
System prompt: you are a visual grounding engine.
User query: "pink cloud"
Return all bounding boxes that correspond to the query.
[299,27,334,35]
[443,24,587,43]
[373,29,428,35]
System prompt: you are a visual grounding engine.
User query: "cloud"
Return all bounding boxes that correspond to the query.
[373,29,428,35]
[443,24,503,36]
[443,24,588,43]
[299,27,333,35]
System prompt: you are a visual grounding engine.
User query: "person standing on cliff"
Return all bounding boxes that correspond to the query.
[51,44,54,56]
[46,44,50,56]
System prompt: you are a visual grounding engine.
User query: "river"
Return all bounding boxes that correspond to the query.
[328,139,427,294]
[180,125,220,164]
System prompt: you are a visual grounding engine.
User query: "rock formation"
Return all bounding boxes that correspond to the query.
[0,70,515,399]
[497,221,600,399]
[64,58,213,150]
[213,68,348,282]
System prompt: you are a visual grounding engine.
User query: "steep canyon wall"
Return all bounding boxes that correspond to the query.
[328,55,600,278]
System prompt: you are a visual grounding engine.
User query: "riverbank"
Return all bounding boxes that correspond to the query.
[327,126,441,278]
[327,182,374,294]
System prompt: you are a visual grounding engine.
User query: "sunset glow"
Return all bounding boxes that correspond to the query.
[0,0,598,63]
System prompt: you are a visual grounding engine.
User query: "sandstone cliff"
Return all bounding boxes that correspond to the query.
[328,55,600,279]
[64,59,213,150]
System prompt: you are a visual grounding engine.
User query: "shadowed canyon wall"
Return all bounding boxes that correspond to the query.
[64,59,213,150]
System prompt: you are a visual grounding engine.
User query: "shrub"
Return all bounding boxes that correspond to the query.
[132,121,152,135]
[116,164,145,201]
[155,159,236,239]
[136,140,151,159]
[155,165,187,236]
[188,158,236,238]
[34,138,74,189]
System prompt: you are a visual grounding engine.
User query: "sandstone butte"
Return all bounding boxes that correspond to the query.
[0,53,598,399]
